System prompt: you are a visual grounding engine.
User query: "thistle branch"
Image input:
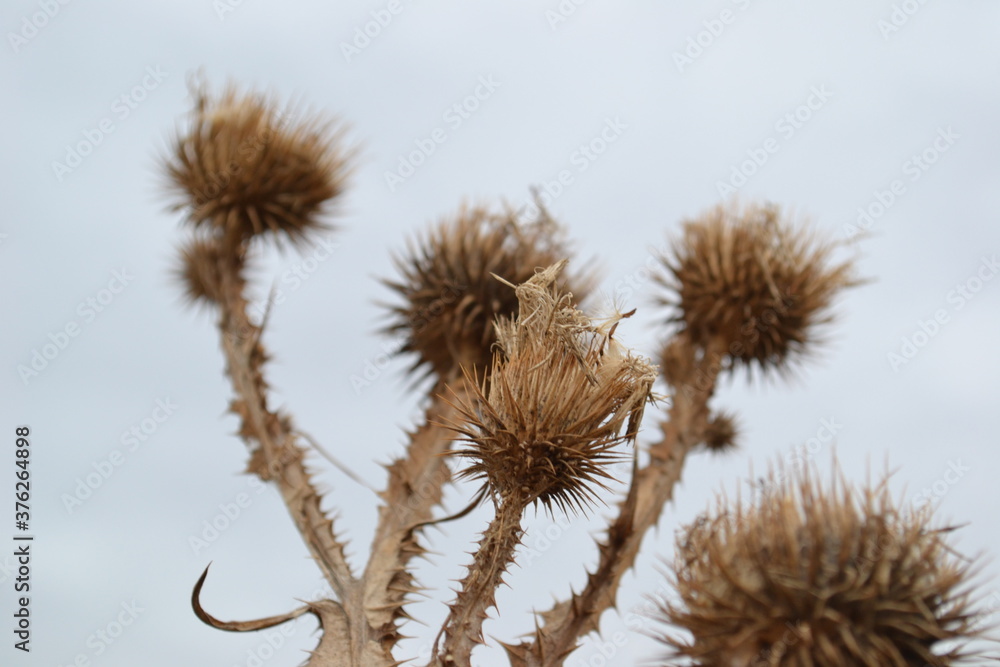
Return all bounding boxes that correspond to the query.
[362,372,470,651]
[215,253,357,599]
[214,253,398,664]
[506,335,727,666]
[430,495,529,667]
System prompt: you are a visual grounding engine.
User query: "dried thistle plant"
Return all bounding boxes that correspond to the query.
[165,81,352,250]
[450,260,656,514]
[651,461,985,666]
[702,410,740,453]
[365,206,596,653]
[158,80,993,667]
[657,202,858,376]
[382,203,593,381]
[433,260,656,665]
[174,235,229,308]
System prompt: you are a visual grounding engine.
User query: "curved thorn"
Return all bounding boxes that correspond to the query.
[192,564,312,632]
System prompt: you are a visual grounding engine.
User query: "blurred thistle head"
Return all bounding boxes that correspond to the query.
[656,202,858,376]
[447,261,657,515]
[702,410,739,453]
[382,201,594,381]
[164,81,352,249]
[651,461,984,666]
[175,235,230,309]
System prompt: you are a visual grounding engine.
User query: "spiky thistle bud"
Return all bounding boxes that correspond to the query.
[702,410,739,453]
[175,235,232,308]
[382,203,592,381]
[652,462,984,666]
[656,202,857,376]
[164,82,351,249]
[447,261,657,515]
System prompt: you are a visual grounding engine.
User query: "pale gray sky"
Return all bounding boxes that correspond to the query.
[3,1,1000,665]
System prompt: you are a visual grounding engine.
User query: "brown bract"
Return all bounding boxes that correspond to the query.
[702,410,739,453]
[382,204,593,381]
[165,84,351,248]
[175,236,232,308]
[657,203,857,376]
[654,463,983,666]
[447,261,657,515]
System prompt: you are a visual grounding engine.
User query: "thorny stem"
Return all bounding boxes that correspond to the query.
[506,336,728,667]
[362,372,468,650]
[431,495,530,667]
[214,251,392,665]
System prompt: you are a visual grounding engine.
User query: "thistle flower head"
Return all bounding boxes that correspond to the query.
[652,462,984,666]
[382,203,593,381]
[175,235,231,308]
[164,82,352,249]
[702,410,739,453]
[657,202,857,376]
[448,261,657,515]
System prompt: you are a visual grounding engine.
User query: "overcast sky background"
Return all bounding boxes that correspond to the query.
[3,1,1000,665]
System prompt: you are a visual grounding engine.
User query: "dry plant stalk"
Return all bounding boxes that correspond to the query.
[367,205,595,649]
[160,81,991,666]
[432,261,656,666]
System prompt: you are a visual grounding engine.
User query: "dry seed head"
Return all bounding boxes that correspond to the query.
[653,462,983,666]
[448,261,657,515]
[659,337,689,386]
[164,83,351,248]
[657,202,857,376]
[702,410,739,453]
[175,235,231,308]
[382,203,593,380]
